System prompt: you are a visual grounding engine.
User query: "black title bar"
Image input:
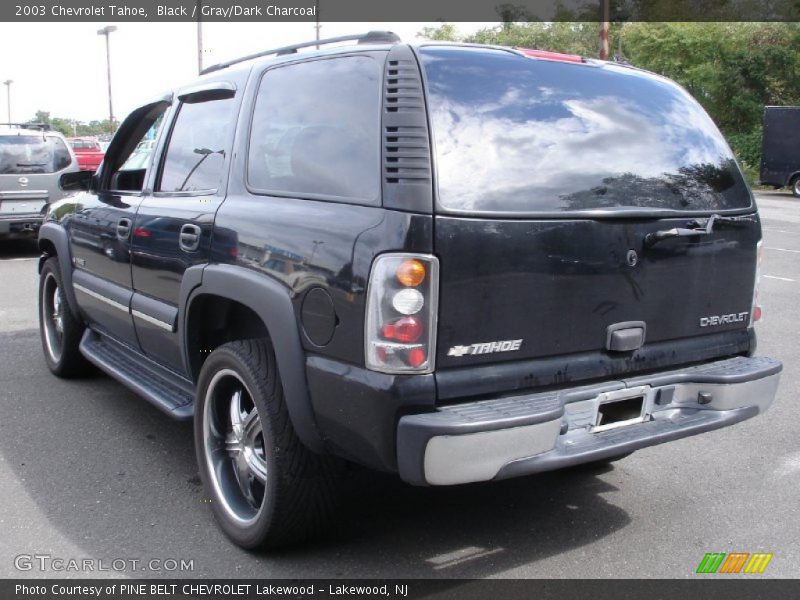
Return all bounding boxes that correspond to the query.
[5,579,800,600]
[2,0,799,22]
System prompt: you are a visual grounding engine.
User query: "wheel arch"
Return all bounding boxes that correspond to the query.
[182,264,324,453]
[37,222,80,319]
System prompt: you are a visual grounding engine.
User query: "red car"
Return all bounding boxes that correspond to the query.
[68,138,105,172]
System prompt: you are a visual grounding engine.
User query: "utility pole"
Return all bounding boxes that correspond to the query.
[97,26,117,132]
[2,80,11,123]
[197,0,204,73]
[599,0,610,60]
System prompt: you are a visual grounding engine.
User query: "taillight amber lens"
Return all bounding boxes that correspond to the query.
[396,259,426,287]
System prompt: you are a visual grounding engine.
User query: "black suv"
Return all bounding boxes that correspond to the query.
[38,33,782,549]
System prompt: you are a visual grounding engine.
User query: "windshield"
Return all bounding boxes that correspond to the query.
[419,46,751,214]
[0,134,72,174]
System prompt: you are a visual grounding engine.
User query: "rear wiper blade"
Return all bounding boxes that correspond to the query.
[644,214,751,248]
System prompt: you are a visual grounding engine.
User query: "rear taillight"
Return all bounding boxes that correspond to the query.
[365,254,439,374]
[750,240,763,326]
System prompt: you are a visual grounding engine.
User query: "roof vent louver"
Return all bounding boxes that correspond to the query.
[381,46,433,213]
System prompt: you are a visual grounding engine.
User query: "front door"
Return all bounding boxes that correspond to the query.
[68,101,169,346]
[131,83,239,373]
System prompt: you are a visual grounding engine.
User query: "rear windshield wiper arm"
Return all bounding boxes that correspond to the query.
[644,214,751,248]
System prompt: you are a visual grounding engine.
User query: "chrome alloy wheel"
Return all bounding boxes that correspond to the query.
[41,272,64,363]
[203,369,268,525]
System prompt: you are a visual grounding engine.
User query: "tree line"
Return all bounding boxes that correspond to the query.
[27,110,114,140]
[418,22,800,184]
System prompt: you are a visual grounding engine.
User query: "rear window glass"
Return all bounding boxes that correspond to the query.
[419,47,751,214]
[0,134,72,174]
[71,140,99,150]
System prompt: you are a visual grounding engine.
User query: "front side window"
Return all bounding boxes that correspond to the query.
[247,56,381,203]
[0,134,71,174]
[119,117,163,173]
[105,103,168,193]
[158,98,235,193]
[420,46,751,214]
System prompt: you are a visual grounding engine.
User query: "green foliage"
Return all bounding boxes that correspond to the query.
[416,23,460,42]
[623,23,800,134]
[422,21,611,56]
[417,22,800,184]
[28,110,114,138]
[727,127,764,185]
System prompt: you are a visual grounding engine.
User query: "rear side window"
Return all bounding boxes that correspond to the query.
[247,56,381,204]
[0,135,71,174]
[419,46,751,214]
[159,98,235,193]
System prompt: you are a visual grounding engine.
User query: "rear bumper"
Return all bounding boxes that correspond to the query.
[0,212,45,236]
[397,355,782,486]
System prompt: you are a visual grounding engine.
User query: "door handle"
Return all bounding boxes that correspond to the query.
[179,223,202,252]
[116,218,132,240]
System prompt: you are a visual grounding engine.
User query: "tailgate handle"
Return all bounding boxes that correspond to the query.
[644,213,750,248]
[606,321,646,352]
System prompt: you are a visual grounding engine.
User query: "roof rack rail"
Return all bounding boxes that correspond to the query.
[0,122,52,131]
[201,30,401,75]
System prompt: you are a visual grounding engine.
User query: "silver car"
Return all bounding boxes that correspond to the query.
[0,124,78,239]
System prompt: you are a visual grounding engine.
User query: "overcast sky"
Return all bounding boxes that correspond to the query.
[0,22,495,125]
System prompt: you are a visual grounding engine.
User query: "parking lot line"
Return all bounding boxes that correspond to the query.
[763,275,795,282]
[762,228,800,235]
[765,247,800,253]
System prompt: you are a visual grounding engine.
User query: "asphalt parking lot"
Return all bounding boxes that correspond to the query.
[0,191,798,579]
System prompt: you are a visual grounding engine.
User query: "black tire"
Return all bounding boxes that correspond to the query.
[194,339,338,550]
[38,257,91,377]
[791,175,800,198]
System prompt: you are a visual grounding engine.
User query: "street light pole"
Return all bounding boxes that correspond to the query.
[2,80,11,123]
[196,0,203,73]
[314,0,320,49]
[97,26,117,132]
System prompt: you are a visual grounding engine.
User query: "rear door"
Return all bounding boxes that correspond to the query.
[418,47,759,379]
[130,81,240,373]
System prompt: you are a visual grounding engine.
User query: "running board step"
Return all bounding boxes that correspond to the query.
[79,330,195,420]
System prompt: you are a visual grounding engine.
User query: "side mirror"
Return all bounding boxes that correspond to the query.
[60,170,94,192]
